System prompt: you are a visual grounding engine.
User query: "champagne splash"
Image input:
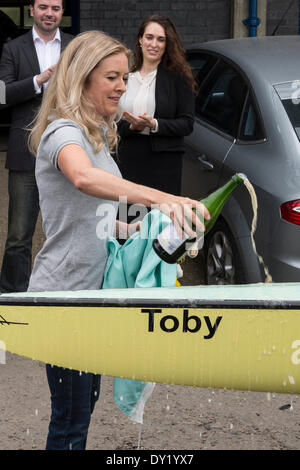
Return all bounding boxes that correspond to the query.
[238,173,272,283]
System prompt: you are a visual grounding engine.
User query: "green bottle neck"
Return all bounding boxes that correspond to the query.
[194,173,244,231]
[202,174,243,208]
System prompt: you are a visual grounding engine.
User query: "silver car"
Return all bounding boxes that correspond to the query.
[181,36,300,284]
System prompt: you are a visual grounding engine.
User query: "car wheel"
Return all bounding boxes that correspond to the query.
[204,220,245,285]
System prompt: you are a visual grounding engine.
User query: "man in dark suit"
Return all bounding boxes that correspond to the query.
[0,0,73,293]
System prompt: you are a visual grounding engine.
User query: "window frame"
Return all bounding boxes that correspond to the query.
[186,49,267,144]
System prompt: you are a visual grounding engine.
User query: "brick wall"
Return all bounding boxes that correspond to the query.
[79,0,300,47]
[267,0,299,36]
[79,0,232,48]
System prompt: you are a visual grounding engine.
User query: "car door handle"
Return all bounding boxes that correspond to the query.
[197,154,214,170]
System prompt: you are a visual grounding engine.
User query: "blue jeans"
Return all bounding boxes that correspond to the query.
[0,170,40,293]
[45,365,101,450]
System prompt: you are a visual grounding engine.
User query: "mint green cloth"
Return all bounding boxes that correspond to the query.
[103,209,177,289]
[103,209,177,423]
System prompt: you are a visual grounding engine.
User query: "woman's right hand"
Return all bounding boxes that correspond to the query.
[153,194,210,241]
[122,111,147,131]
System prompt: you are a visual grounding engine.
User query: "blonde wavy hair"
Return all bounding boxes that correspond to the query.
[28,30,131,156]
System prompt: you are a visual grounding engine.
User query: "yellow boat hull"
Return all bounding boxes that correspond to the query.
[1,283,300,394]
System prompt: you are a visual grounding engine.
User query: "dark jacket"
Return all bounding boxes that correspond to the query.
[118,63,195,154]
[0,29,73,171]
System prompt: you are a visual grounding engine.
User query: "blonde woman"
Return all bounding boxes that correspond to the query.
[28,30,209,450]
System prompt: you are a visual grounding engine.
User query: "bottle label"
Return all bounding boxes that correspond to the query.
[156,223,189,255]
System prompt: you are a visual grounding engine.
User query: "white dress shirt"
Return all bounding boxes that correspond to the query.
[32,26,61,93]
[119,70,158,135]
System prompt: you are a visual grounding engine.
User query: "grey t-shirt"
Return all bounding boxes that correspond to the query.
[28,119,121,292]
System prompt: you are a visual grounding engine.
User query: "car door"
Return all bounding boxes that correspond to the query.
[220,89,269,249]
[181,53,248,199]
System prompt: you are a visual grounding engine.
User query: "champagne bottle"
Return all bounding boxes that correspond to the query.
[153,173,245,264]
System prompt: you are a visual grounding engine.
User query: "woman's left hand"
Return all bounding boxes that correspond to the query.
[114,220,142,240]
[128,220,142,238]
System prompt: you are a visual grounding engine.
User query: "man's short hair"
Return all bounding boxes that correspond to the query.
[29,0,65,8]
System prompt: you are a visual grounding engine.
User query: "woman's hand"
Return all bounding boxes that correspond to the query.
[122,111,146,131]
[137,113,156,130]
[128,220,142,237]
[122,111,156,131]
[151,196,210,258]
[153,196,210,243]
[114,220,142,240]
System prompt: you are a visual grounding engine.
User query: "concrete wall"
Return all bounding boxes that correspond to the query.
[232,0,267,38]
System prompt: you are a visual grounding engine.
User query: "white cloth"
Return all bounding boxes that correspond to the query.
[119,70,158,135]
[32,26,61,93]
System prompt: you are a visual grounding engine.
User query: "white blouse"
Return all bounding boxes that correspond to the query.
[119,70,158,135]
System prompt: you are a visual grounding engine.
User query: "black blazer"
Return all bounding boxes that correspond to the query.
[0,29,73,171]
[118,63,195,153]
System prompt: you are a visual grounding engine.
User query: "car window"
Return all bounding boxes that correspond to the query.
[274,81,300,140]
[195,60,248,138]
[186,51,218,87]
[239,93,265,141]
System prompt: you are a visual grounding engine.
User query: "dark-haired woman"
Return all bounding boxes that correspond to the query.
[118,15,196,223]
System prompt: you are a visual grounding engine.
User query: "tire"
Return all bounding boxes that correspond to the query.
[204,219,245,285]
